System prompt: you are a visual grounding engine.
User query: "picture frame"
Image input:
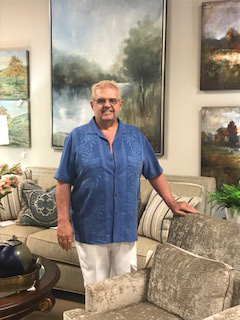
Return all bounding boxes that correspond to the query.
[0,100,31,147]
[201,1,240,90]
[201,106,240,190]
[0,50,30,99]
[51,0,167,155]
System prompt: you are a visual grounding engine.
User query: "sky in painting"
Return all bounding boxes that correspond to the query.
[0,101,28,118]
[0,51,27,70]
[202,107,240,135]
[202,1,240,40]
[52,0,163,71]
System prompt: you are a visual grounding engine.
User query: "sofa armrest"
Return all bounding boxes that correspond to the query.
[85,269,150,313]
[202,305,240,320]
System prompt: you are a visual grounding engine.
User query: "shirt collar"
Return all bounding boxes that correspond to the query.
[88,117,126,140]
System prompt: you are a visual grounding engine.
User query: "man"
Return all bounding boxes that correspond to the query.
[55,80,198,286]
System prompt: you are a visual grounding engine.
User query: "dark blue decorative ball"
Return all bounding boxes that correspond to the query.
[0,237,32,278]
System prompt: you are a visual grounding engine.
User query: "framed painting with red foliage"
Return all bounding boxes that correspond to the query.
[201,106,240,190]
[0,50,29,99]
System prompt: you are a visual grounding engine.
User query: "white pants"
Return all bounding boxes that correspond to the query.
[75,241,137,286]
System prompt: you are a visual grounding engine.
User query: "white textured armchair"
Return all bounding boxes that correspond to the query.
[64,243,240,320]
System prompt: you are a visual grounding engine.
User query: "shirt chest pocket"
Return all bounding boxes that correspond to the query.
[127,155,142,174]
[75,141,101,176]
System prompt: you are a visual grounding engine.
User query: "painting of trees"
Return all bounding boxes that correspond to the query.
[0,101,31,147]
[6,56,26,85]
[51,0,167,154]
[201,107,240,189]
[123,17,161,113]
[0,50,29,99]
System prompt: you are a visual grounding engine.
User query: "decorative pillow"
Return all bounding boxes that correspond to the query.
[138,189,201,243]
[148,243,235,320]
[0,170,32,221]
[16,180,57,227]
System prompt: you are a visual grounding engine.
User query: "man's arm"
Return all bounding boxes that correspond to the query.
[149,173,199,216]
[56,180,74,250]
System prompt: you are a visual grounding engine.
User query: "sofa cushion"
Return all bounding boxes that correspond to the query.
[0,224,44,243]
[148,243,235,320]
[138,189,201,243]
[17,180,57,227]
[26,228,80,266]
[0,170,32,221]
[64,302,183,320]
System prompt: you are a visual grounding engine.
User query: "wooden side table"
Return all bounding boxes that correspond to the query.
[0,257,60,320]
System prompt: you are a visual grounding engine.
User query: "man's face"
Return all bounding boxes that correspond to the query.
[90,86,123,125]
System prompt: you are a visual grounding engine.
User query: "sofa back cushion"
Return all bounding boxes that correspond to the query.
[168,182,204,212]
[138,189,201,243]
[139,175,216,223]
[26,167,57,191]
[147,243,235,320]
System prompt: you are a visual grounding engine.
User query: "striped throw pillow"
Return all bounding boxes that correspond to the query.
[0,170,32,221]
[138,189,201,243]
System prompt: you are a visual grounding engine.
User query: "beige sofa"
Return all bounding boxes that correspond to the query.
[0,167,216,295]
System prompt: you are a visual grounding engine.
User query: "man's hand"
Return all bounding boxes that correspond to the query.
[57,220,74,251]
[149,173,200,217]
[56,180,73,251]
[170,201,199,217]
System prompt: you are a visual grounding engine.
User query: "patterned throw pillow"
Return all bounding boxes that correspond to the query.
[138,189,201,243]
[0,170,32,221]
[17,180,57,227]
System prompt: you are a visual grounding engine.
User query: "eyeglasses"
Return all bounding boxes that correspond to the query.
[93,98,121,105]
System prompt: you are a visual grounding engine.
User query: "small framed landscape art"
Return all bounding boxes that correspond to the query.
[201,107,240,190]
[51,0,167,155]
[0,100,31,147]
[201,1,240,90]
[0,50,30,99]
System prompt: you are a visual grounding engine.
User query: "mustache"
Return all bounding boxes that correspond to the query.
[102,107,114,112]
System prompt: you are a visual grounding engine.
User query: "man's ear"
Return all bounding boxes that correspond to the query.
[119,100,124,111]
[90,101,93,110]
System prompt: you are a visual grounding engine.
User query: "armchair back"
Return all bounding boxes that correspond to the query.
[168,214,240,306]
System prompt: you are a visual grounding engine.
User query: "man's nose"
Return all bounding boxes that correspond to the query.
[104,100,112,107]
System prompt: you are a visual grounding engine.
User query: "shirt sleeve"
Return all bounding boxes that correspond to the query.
[54,133,75,184]
[141,132,163,180]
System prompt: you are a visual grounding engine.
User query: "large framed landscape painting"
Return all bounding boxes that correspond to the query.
[51,0,167,155]
[0,100,31,147]
[201,107,240,190]
[201,1,240,90]
[0,50,29,99]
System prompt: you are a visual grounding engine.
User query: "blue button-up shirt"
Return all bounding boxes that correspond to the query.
[55,117,163,244]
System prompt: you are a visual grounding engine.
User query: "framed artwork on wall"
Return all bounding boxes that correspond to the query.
[51,0,167,155]
[201,1,240,90]
[201,106,240,190]
[0,100,31,147]
[0,50,30,99]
